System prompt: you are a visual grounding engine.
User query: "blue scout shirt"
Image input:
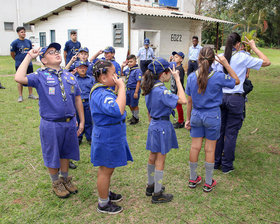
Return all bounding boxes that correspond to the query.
[69,61,94,77]
[10,39,33,67]
[145,82,178,118]
[99,57,121,77]
[186,69,236,110]
[75,74,95,100]
[188,45,203,61]
[212,51,263,94]
[27,68,81,121]
[123,65,142,89]
[137,47,155,61]
[64,40,81,64]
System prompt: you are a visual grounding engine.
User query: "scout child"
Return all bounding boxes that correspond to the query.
[169,51,186,129]
[121,54,142,125]
[90,60,133,214]
[185,47,239,192]
[15,43,85,198]
[64,30,81,65]
[141,58,187,203]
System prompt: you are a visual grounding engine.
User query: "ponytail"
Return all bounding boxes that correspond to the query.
[92,60,112,80]
[197,47,215,94]
[223,32,241,74]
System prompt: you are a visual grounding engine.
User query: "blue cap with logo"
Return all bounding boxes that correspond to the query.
[39,42,61,61]
[144,38,150,45]
[104,46,115,53]
[75,61,88,68]
[78,47,89,53]
[172,51,185,59]
[148,57,173,75]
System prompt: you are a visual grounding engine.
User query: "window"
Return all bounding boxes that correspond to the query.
[4,22,13,31]
[112,23,124,47]
[50,30,56,42]
[23,23,32,31]
[39,32,46,47]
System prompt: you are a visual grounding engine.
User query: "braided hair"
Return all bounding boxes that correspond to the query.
[92,60,113,81]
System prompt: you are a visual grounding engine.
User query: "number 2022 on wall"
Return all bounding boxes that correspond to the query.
[171,34,182,42]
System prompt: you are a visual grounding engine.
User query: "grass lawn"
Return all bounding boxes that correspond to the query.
[0,49,279,224]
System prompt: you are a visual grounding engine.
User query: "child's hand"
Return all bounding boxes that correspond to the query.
[133,92,138,99]
[243,36,256,49]
[113,74,124,88]
[122,61,128,67]
[71,68,77,74]
[77,123,84,136]
[98,50,104,55]
[215,55,229,67]
[169,55,174,62]
[169,64,180,80]
[71,53,78,62]
[28,47,42,59]
[185,120,191,130]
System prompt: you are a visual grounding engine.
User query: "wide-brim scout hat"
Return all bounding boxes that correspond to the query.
[75,61,88,68]
[172,51,185,59]
[39,42,61,61]
[144,38,150,45]
[148,57,173,75]
[104,46,115,53]
[78,47,89,53]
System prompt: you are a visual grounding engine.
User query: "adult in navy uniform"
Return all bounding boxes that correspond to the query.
[64,30,81,65]
[137,38,155,75]
[212,33,271,173]
[187,36,203,76]
[10,26,38,102]
[15,43,85,198]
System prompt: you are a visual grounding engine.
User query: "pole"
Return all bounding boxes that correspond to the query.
[127,0,131,56]
[216,22,219,53]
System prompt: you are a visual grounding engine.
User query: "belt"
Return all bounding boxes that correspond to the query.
[151,116,170,121]
[224,93,243,96]
[189,60,197,63]
[52,117,74,122]
[82,99,89,102]
[96,119,126,127]
[127,87,136,91]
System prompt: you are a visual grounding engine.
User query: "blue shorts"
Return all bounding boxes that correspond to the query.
[126,88,140,107]
[190,108,221,140]
[39,117,80,168]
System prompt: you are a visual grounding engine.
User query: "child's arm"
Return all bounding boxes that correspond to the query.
[169,65,187,105]
[65,53,78,70]
[185,95,192,130]
[64,50,67,64]
[113,74,126,115]
[134,81,141,99]
[10,51,16,60]
[246,68,250,78]
[15,48,41,85]
[121,61,127,76]
[75,95,85,136]
[89,50,103,62]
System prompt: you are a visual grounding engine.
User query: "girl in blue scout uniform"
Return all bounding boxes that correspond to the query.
[185,47,240,192]
[75,61,95,145]
[90,60,133,214]
[121,54,142,125]
[14,43,85,199]
[212,33,271,174]
[141,57,187,203]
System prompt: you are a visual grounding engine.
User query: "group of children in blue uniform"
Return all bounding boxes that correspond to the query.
[14,31,270,215]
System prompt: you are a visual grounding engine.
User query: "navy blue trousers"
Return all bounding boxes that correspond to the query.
[187,60,198,76]
[215,94,245,172]
[76,100,93,142]
[140,60,152,75]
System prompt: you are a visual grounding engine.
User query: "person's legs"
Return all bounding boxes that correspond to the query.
[18,83,23,97]
[189,137,203,182]
[204,139,216,185]
[147,152,156,185]
[176,104,184,124]
[84,103,92,142]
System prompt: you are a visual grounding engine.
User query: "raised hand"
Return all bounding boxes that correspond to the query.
[169,64,179,80]
[243,36,256,49]
[215,54,230,67]
[28,47,42,59]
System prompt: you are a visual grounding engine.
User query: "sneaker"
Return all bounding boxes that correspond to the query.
[18,96,23,103]
[173,121,185,129]
[78,139,82,145]
[188,176,202,188]
[28,94,38,99]
[52,179,70,198]
[223,168,234,174]
[130,116,139,125]
[203,179,217,192]
[61,176,78,194]
[214,164,221,170]
[146,184,165,196]
[151,191,173,204]
[69,161,77,169]
[0,83,5,89]
[109,191,123,202]
[97,201,123,214]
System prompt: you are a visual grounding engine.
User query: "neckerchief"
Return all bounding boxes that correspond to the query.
[152,81,165,89]
[89,82,116,100]
[125,66,140,85]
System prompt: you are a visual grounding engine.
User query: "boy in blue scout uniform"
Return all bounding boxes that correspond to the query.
[137,38,155,74]
[64,30,81,65]
[14,43,85,199]
[212,33,270,174]
[89,60,133,214]
[10,26,38,102]
[141,58,187,203]
[121,54,142,125]
[75,61,95,145]
[185,47,240,192]
[65,47,94,77]
[187,36,203,76]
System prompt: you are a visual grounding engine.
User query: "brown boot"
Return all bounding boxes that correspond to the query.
[52,179,70,198]
[61,177,78,194]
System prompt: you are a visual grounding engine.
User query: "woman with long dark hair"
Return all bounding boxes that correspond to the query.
[213,32,271,173]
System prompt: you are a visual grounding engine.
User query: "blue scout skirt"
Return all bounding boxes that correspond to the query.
[146,119,178,154]
[91,121,133,168]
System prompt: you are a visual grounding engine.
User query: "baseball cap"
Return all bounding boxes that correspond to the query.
[172,51,185,59]
[75,61,88,68]
[39,42,61,61]
[148,57,173,75]
[104,46,115,53]
[78,47,89,53]
[144,38,150,45]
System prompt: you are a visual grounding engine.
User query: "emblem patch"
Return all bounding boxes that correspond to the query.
[71,85,75,93]
[70,76,74,80]
[49,87,55,95]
